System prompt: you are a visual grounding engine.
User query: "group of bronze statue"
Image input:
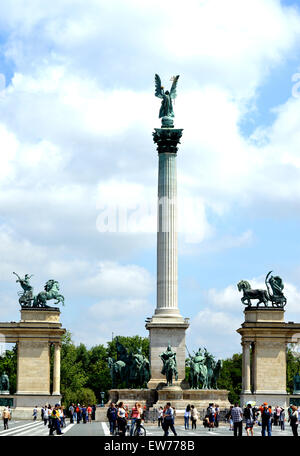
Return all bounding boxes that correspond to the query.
[13,272,65,308]
[237,271,287,308]
[108,338,151,389]
[107,341,222,390]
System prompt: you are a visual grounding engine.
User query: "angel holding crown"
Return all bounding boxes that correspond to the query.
[155,74,180,119]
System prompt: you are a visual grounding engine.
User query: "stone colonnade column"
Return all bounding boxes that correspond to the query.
[242,340,251,394]
[52,343,61,396]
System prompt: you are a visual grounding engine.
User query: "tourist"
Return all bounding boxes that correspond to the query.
[43,405,48,426]
[279,408,285,431]
[243,403,254,436]
[33,406,38,421]
[2,407,10,430]
[87,404,92,423]
[117,401,127,436]
[49,404,63,436]
[275,405,281,426]
[290,405,298,437]
[225,406,233,431]
[82,404,87,423]
[76,404,82,423]
[69,403,74,424]
[162,402,177,437]
[190,405,198,430]
[260,402,272,437]
[59,406,66,427]
[157,407,163,427]
[130,402,142,436]
[41,406,45,421]
[231,402,243,437]
[207,403,215,430]
[92,404,96,420]
[214,404,220,428]
[184,404,191,430]
[107,402,118,435]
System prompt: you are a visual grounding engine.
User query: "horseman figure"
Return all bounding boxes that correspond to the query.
[160,344,178,386]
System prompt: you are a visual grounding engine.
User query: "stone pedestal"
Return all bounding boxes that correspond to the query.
[237,308,300,408]
[0,307,65,419]
[146,318,189,389]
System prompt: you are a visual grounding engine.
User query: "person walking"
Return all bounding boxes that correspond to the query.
[82,405,87,424]
[290,405,299,437]
[214,404,220,428]
[33,406,38,421]
[231,402,243,437]
[69,403,74,424]
[243,403,254,436]
[279,408,285,431]
[190,405,198,430]
[260,402,272,437]
[87,405,92,423]
[184,405,191,430]
[2,407,10,430]
[117,402,127,436]
[107,402,118,435]
[157,407,163,427]
[207,403,215,430]
[49,404,63,436]
[43,405,49,426]
[76,404,82,424]
[162,403,177,437]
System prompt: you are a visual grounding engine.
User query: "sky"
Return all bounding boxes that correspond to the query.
[1,0,300,359]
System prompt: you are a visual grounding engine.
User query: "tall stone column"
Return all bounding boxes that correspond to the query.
[242,341,251,394]
[146,126,189,389]
[52,343,61,396]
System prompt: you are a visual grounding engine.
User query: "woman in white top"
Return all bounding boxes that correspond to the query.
[117,402,127,436]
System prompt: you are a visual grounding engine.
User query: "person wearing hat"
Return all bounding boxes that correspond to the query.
[260,402,272,437]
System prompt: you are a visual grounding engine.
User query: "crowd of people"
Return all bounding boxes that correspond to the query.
[29,403,96,435]
[107,401,146,436]
[226,402,299,437]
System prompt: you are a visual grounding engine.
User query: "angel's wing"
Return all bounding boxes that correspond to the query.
[155,74,163,99]
[170,75,180,99]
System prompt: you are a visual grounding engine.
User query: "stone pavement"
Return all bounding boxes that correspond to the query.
[0,419,295,437]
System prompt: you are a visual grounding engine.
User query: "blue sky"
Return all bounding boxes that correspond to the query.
[1,0,300,358]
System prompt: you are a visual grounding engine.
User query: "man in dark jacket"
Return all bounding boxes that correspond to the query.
[261,403,272,437]
[107,402,118,435]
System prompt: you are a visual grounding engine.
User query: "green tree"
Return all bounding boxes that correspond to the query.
[287,346,300,394]
[0,345,17,394]
[218,353,242,404]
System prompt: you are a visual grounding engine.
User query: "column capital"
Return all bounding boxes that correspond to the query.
[241,340,252,347]
[153,128,183,154]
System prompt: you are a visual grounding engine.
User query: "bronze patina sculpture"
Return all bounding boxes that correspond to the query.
[108,339,150,389]
[155,74,180,128]
[160,344,178,386]
[187,347,222,390]
[0,371,10,394]
[13,272,34,307]
[237,271,287,308]
[14,273,65,308]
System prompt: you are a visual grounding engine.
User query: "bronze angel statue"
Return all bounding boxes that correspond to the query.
[155,74,180,120]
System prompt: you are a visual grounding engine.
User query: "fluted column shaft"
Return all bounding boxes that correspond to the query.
[156,153,178,315]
